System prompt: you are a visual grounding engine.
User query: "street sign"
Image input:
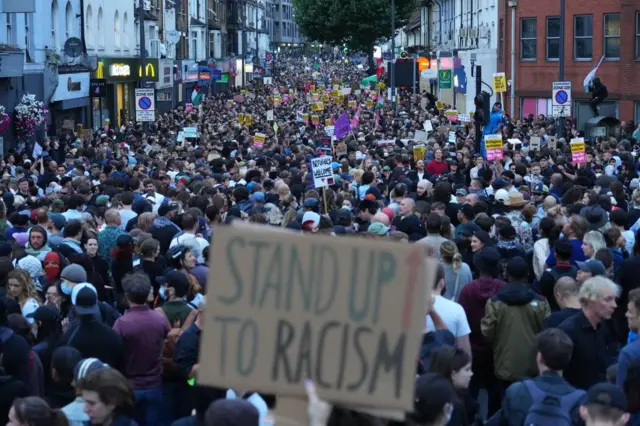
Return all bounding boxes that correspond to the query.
[135,88,155,122]
[90,79,106,97]
[310,155,334,188]
[552,81,572,118]
[438,70,452,89]
[420,69,437,80]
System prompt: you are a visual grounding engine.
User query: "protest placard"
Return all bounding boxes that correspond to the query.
[548,136,558,150]
[301,113,309,124]
[199,222,433,410]
[414,130,427,142]
[413,145,426,161]
[485,135,504,161]
[183,127,198,139]
[423,120,433,132]
[571,138,586,164]
[253,133,266,149]
[266,110,274,121]
[310,155,334,188]
[348,100,357,109]
[529,136,541,151]
[444,110,458,122]
[311,115,320,126]
[448,131,457,144]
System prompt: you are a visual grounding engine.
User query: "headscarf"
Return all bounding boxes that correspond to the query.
[25,225,52,261]
[43,252,62,283]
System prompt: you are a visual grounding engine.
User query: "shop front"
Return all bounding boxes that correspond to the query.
[156,59,175,113]
[93,58,159,128]
[50,72,90,132]
[180,60,199,106]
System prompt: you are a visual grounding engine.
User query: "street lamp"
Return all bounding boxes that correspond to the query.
[508,0,517,118]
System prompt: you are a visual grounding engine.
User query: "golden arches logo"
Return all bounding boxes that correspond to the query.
[139,63,155,78]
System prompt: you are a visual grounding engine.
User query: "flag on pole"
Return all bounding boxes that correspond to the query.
[334,113,352,140]
[583,56,605,92]
[273,121,279,133]
[351,106,361,129]
[191,84,203,105]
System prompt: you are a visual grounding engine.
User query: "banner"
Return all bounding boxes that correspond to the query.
[571,138,586,164]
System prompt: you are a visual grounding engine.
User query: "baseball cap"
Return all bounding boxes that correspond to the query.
[158,203,178,217]
[455,188,468,196]
[303,198,319,208]
[25,305,60,322]
[586,382,628,412]
[74,358,110,382]
[301,211,320,228]
[577,259,607,277]
[368,222,390,236]
[47,213,67,230]
[71,283,99,315]
[495,189,509,203]
[250,191,266,203]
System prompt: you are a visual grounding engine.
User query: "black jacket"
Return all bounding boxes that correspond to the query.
[392,214,426,241]
[0,326,31,386]
[57,317,124,370]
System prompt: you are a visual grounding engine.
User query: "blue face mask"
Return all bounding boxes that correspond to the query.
[159,286,168,300]
[61,282,73,296]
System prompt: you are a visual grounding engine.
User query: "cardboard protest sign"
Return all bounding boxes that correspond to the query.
[310,155,334,188]
[485,135,504,161]
[199,222,433,410]
[244,114,253,126]
[529,136,541,151]
[548,136,558,150]
[448,131,457,144]
[311,115,320,126]
[413,145,426,161]
[493,73,507,93]
[348,100,357,109]
[301,113,309,124]
[571,138,586,164]
[312,102,325,112]
[423,120,433,132]
[324,126,335,137]
[266,110,274,121]
[457,114,471,123]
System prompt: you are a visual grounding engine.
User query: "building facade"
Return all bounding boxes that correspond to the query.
[499,0,638,128]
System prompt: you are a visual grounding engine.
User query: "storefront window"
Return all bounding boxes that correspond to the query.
[520,98,552,118]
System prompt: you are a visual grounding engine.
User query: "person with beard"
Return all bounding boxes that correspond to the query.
[413,179,432,203]
[409,159,429,183]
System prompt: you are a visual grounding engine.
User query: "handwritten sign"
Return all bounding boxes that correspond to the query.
[199,223,433,410]
[311,155,334,188]
[493,72,506,93]
[571,138,586,164]
[485,135,504,161]
[457,114,471,123]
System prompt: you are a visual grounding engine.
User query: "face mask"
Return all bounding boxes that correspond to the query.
[159,286,168,300]
[342,206,351,211]
[61,282,72,296]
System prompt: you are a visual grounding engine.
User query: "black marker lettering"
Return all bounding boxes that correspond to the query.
[272,319,295,382]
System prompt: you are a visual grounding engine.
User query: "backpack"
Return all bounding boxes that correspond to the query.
[522,380,585,426]
[156,307,199,380]
[417,330,456,374]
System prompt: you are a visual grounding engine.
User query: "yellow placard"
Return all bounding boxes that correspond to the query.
[301,113,309,123]
[311,115,320,125]
[312,102,325,111]
[325,118,332,126]
[348,100,357,108]
[570,141,585,153]
[436,101,445,110]
[485,136,503,150]
[238,113,245,125]
[244,114,253,126]
[309,85,316,92]
[331,90,340,98]
[413,145,425,162]
[493,73,507,93]
[367,99,374,108]
[254,133,266,143]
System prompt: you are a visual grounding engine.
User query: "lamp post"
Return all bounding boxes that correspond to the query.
[557,0,565,139]
[508,0,517,118]
[390,0,397,112]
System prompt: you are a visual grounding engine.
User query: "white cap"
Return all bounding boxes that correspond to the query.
[495,189,509,203]
[302,211,321,228]
[71,283,97,305]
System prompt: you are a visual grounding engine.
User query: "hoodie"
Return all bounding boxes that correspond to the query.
[484,108,507,135]
[481,283,550,381]
[458,277,506,355]
[0,326,31,387]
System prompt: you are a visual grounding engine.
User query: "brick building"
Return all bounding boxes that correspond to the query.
[498,0,640,129]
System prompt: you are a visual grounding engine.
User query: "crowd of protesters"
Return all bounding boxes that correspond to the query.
[0,55,639,426]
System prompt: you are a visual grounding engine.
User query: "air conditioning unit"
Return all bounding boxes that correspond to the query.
[149,39,161,57]
[479,27,490,38]
[460,28,467,37]
[469,28,478,38]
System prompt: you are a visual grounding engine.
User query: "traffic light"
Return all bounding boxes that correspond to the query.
[474,91,491,125]
[400,51,408,59]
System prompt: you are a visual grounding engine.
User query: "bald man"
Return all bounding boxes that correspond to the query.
[533,195,557,228]
[98,208,125,264]
[372,212,391,226]
[392,198,426,241]
[543,277,581,329]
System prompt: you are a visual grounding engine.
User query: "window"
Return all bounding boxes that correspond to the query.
[51,1,58,49]
[636,13,640,59]
[603,13,620,59]
[546,16,560,60]
[114,11,120,48]
[123,12,128,49]
[24,13,30,57]
[520,18,536,60]
[97,7,104,47]
[574,15,593,60]
[65,1,72,39]
[85,5,92,47]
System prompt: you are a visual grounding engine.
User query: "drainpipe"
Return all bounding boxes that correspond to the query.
[79,0,87,52]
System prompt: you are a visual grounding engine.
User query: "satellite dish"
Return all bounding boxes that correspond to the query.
[64,37,84,58]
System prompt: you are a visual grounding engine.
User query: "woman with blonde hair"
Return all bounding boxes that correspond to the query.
[137,212,156,232]
[583,230,606,259]
[7,269,40,324]
[440,241,473,302]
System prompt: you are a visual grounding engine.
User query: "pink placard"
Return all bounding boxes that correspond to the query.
[572,152,586,164]
[486,147,504,161]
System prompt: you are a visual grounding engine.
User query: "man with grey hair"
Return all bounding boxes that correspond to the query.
[558,276,620,389]
[113,272,170,426]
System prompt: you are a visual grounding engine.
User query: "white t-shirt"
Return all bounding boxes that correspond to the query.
[425,295,471,338]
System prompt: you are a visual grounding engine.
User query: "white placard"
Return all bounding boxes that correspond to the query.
[414,130,427,142]
[310,156,334,188]
[423,120,433,132]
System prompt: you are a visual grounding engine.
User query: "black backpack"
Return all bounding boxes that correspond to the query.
[522,380,585,426]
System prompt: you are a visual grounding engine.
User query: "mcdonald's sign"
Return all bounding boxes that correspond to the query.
[95,58,159,82]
